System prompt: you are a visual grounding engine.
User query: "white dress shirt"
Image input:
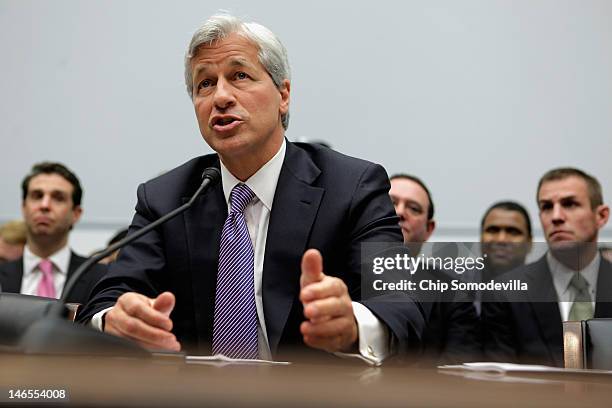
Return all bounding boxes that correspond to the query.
[94,139,390,364]
[548,251,599,321]
[21,244,71,298]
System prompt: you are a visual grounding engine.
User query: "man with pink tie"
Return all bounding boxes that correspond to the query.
[0,162,105,304]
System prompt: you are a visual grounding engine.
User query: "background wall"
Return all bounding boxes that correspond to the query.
[1,0,611,255]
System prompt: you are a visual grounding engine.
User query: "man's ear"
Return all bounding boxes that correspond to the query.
[596,204,610,229]
[71,205,83,226]
[425,219,436,241]
[279,79,290,115]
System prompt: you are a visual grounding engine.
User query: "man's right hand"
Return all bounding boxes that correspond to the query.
[104,291,181,351]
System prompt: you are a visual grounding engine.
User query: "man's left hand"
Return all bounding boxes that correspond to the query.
[299,248,358,353]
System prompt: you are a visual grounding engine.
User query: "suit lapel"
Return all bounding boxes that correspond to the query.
[184,180,227,348]
[63,253,87,298]
[0,259,24,293]
[66,252,83,280]
[263,142,324,354]
[526,256,564,366]
[595,257,612,317]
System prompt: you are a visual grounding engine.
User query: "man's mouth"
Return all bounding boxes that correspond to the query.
[211,115,243,131]
[549,230,572,240]
[35,216,51,225]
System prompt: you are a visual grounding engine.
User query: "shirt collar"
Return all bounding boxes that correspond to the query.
[547,250,600,297]
[23,244,71,276]
[220,139,286,212]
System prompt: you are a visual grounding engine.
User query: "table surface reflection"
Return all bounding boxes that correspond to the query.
[1,353,611,407]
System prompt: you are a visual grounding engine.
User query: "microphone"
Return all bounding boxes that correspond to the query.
[50,166,221,316]
[14,166,221,356]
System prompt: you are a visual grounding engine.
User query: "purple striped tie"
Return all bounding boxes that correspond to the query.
[212,183,258,359]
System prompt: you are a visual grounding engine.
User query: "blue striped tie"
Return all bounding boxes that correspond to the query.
[212,183,258,359]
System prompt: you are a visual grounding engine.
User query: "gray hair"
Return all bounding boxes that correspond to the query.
[184,14,291,130]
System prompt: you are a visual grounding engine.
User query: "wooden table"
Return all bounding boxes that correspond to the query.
[1,353,611,407]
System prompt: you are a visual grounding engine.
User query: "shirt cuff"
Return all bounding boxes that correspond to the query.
[90,306,114,331]
[334,302,391,366]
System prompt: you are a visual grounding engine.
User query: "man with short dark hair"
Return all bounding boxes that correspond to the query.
[0,162,105,304]
[480,201,532,279]
[483,167,611,366]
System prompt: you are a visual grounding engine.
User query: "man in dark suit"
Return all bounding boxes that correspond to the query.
[389,174,481,364]
[0,162,106,305]
[78,14,424,363]
[483,167,611,366]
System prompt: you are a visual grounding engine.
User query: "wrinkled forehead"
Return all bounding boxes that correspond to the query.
[538,176,590,201]
[192,32,259,61]
[191,34,262,74]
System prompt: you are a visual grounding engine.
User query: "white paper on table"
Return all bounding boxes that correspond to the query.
[185,354,291,367]
[438,362,612,375]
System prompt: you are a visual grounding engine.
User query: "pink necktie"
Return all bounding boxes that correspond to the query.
[37,259,56,298]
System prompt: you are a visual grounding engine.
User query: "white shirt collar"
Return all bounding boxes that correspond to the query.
[220,139,287,211]
[23,244,71,276]
[547,250,600,298]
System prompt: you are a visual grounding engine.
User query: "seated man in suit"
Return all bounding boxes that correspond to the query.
[473,201,533,315]
[389,174,481,364]
[0,162,106,304]
[0,220,27,264]
[483,167,611,366]
[78,13,424,364]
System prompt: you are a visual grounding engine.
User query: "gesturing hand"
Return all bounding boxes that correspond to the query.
[104,291,181,351]
[299,249,358,353]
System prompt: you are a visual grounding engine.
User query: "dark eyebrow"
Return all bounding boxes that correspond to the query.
[29,188,69,196]
[560,195,578,202]
[51,189,69,196]
[538,194,578,204]
[404,199,423,208]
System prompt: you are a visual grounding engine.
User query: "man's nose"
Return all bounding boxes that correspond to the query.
[213,78,236,110]
[495,230,508,242]
[551,203,565,224]
[394,203,404,219]
[40,194,51,210]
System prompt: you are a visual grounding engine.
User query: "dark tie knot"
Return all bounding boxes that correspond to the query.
[570,273,589,293]
[229,183,255,214]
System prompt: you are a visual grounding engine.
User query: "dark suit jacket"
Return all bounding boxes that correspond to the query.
[78,141,425,357]
[0,252,107,305]
[482,254,612,367]
[420,268,482,365]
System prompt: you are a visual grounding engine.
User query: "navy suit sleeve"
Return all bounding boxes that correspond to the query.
[345,162,426,355]
[77,182,167,323]
[482,299,520,363]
